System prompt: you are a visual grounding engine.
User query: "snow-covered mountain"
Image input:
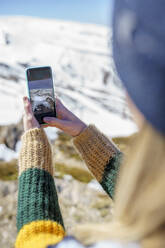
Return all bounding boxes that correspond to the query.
[0,16,137,137]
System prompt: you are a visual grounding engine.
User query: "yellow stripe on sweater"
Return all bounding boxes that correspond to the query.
[15,220,65,248]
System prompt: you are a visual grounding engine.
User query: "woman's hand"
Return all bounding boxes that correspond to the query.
[23,96,40,132]
[43,98,87,137]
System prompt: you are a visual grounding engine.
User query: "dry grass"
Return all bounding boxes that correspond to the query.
[112,133,137,154]
[0,132,137,181]
[0,159,18,180]
[55,162,93,183]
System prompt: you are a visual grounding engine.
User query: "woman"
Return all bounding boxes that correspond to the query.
[15,0,165,248]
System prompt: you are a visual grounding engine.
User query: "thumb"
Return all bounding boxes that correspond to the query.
[43,117,68,129]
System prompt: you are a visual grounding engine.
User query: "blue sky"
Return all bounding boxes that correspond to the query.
[0,0,114,26]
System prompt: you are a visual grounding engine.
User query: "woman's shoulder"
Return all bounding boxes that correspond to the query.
[47,236,140,248]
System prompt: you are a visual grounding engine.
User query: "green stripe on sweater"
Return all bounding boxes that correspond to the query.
[100,152,123,199]
[17,168,64,232]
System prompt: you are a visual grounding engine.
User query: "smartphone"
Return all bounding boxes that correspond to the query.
[26,66,56,125]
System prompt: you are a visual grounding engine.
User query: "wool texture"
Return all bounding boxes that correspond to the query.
[19,128,53,176]
[16,125,122,248]
[17,168,64,232]
[73,124,122,198]
[16,128,65,248]
[101,153,123,198]
[15,220,65,248]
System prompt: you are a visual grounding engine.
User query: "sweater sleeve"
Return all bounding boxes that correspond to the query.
[73,125,123,199]
[15,128,65,248]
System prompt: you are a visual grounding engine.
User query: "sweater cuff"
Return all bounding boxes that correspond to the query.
[73,124,119,182]
[18,128,53,176]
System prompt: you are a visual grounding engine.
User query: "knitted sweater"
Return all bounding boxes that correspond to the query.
[15,124,129,248]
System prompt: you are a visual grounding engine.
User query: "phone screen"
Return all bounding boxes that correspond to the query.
[26,66,56,124]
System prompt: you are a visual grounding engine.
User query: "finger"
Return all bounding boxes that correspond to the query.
[26,98,33,114]
[23,98,31,115]
[55,98,71,117]
[55,97,63,110]
[55,97,61,105]
[41,124,49,128]
[23,96,27,102]
[43,117,68,129]
[23,97,33,116]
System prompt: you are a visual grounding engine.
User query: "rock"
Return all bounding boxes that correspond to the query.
[57,177,113,233]
[2,185,9,197]
[0,180,17,248]
[0,119,23,150]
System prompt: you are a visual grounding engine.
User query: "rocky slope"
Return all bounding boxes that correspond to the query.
[0,177,115,248]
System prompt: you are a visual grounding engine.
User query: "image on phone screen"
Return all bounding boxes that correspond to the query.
[27,67,56,124]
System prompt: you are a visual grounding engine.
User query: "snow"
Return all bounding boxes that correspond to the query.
[0,16,137,139]
[0,144,18,161]
[87,179,105,193]
[32,95,51,110]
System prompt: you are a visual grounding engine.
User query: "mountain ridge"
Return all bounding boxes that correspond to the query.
[0,16,137,137]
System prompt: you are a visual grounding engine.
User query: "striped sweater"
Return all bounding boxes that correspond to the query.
[15,125,123,248]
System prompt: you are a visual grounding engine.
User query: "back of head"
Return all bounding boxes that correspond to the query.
[112,2,165,244]
[113,0,165,134]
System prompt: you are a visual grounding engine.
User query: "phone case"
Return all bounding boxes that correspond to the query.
[25,66,56,126]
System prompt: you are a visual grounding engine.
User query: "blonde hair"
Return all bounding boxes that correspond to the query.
[74,123,165,248]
